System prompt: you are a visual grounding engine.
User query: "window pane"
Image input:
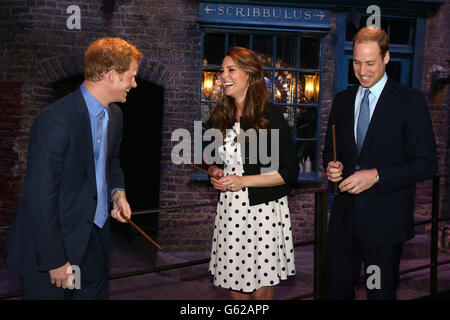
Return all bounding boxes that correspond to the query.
[296,141,316,173]
[381,20,389,35]
[201,103,213,125]
[280,106,294,129]
[300,37,320,69]
[229,33,249,48]
[389,20,411,45]
[263,70,273,97]
[346,19,363,42]
[347,20,390,42]
[296,107,317,139]
[386,61,402,83]
[276,36,297,69]
[253,34,274,68]
[298,72,320,104]
[274,70,296,103]
[204,33,225,66]
[347,62,359,86]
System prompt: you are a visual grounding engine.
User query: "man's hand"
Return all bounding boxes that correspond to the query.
[111,190,132,223]
[49,262,71,289]
[339,169,378,194]
[326,161,344,182]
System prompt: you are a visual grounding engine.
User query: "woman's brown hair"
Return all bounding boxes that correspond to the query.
[206,47,270,136]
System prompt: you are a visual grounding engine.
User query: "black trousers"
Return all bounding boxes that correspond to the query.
[325,209,404,300]
[21,224,109,300]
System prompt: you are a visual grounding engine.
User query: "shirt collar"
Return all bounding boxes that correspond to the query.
[81,83,109,117]
[358,72,388,99]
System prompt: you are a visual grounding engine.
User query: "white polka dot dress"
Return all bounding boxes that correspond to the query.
[209,122,296,293]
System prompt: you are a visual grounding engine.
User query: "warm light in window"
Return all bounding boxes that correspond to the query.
[304,75,315,100]
[315,74,320,98]
[275,90,282,100]
[203,72,214,98]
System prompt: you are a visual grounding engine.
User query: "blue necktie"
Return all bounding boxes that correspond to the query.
[94,109,109,228]
[356,89,370,154]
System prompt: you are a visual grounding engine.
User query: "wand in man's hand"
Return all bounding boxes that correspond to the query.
[332,124,338,196]
[125,217,162,250]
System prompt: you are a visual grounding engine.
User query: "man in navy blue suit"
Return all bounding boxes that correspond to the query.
[3,38,142,299]
[323,27,437,299]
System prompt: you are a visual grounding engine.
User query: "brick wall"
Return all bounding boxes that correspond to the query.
[416,0,449,226]
[0,0,448,252]
[0,82,22,245]
[0,0,202,250]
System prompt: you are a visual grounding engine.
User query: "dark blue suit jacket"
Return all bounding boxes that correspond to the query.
[323,79,437,243]
[3,88,125,275]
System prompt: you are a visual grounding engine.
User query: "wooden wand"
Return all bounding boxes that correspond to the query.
[126,217,162,251]
[332,124,338,196]
[171,153,217,178]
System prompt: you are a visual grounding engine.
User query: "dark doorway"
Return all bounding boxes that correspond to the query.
[116,78,164,236]
[51,74,84,101]
[116,78,163,264]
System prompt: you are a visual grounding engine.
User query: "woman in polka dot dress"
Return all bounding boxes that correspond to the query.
[205,47,299,300]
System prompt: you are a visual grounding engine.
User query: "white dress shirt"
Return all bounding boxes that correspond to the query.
[354,73,388,143]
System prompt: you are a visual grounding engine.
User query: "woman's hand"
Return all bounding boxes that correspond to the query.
[219,174,246,192]
[209,166,226,192]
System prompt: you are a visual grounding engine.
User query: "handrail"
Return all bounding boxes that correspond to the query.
[0,188,328,230]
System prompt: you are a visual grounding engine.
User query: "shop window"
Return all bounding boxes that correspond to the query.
[201,31,323,181]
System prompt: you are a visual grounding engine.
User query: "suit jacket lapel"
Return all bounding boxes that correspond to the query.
[345,86,358,157]
[73,88,97,194]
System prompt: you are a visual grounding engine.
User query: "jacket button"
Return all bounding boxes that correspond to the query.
[355,165,360,170]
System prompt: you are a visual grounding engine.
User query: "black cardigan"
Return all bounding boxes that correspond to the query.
[205,103,299,206]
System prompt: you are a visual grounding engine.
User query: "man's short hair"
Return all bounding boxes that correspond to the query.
[84,38,142,81]
[353,27,390,59]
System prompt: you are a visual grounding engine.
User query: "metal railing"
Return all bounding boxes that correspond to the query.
[0,188,329,300]
[397,175,450,296]
[0,175,449,300]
